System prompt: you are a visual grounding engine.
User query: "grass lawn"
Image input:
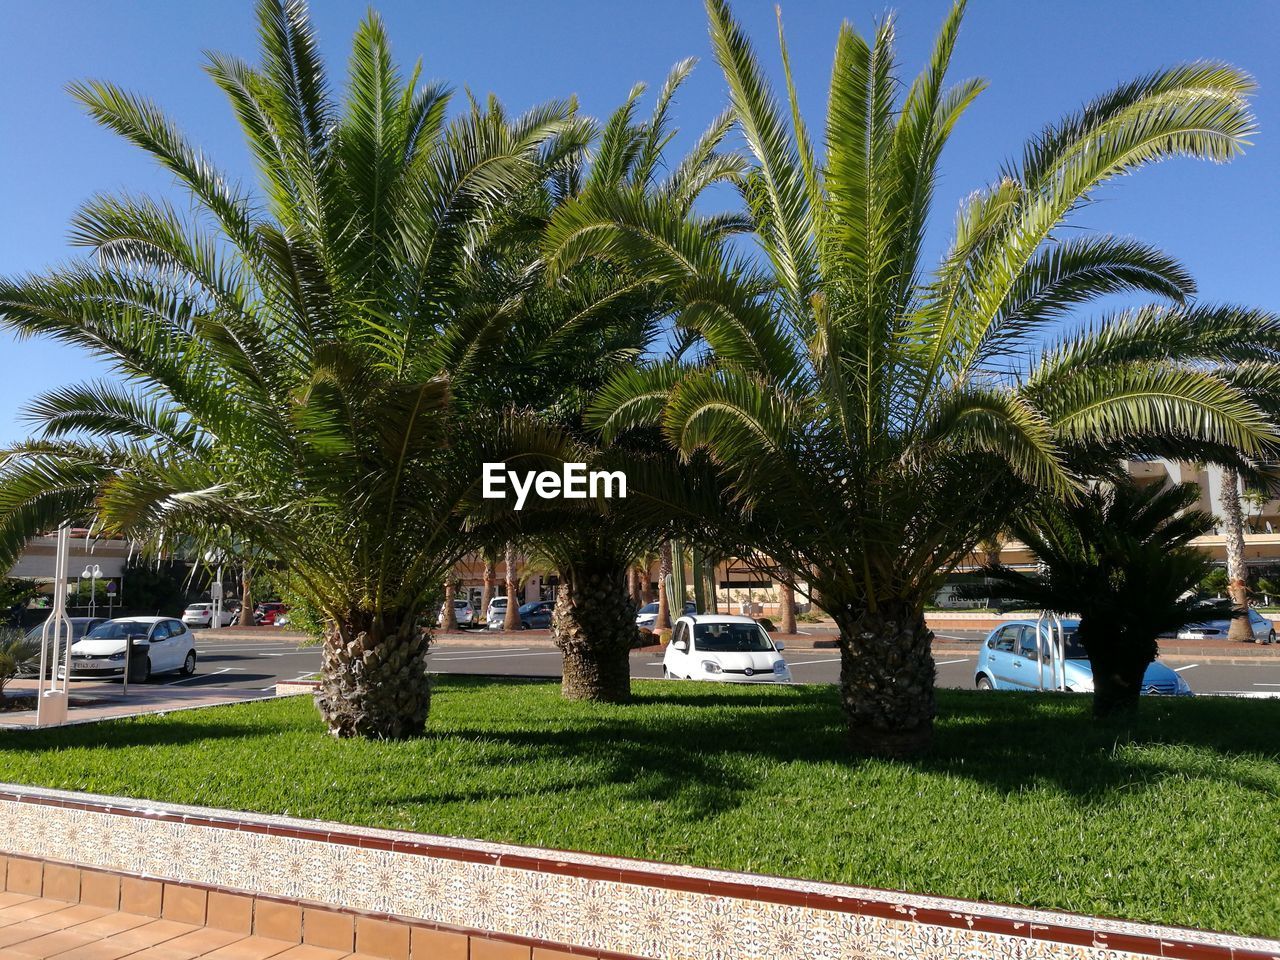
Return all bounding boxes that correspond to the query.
[1,678,1278,937]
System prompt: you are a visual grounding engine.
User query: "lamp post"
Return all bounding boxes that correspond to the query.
[81,564,101,618]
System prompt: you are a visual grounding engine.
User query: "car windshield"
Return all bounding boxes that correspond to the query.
[518,602,543,614]
[694,622,774,653]
[25,620,97,641]
[186,605,210,612]
[85,621,151,640]
[638,603,658,615]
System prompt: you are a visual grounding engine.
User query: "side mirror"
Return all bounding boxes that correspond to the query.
[774,640,785,651]
[673,640,689,653]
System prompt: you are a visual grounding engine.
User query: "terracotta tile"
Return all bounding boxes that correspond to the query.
[64,909,154,939]
[469,937,531,960]
[410,927,468,960]
[7,927,97,957]
[27,903,109,931]
[207,890,254,934]
[35,942,137,960]
[301,908,353,951]
[0,919,49,949]
[271,946,349,959]
[354,917,409,959]
[133,925,244,958]
[254,900,303,942]
[41,864,80,903]
[199,934,298,959]
[0,898,68,924]
[532,948,585,960]
[5,858,43,896]
[162,884,207,925]
[0,892,35,910]
[79,871,121,910]
[120,877,164,918]
[101,918,199,951]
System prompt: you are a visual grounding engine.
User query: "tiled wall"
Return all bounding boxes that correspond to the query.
[1,783,1277,960]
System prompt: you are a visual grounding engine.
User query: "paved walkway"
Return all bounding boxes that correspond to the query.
[0,680,269,731]
[0,892,385,959]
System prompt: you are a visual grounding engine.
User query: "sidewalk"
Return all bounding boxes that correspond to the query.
[0,679,270,731]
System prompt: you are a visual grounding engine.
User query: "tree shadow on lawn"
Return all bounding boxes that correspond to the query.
[419,678,1280,816]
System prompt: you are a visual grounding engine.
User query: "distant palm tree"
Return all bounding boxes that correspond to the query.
[1220,467,1257,641]
[480,550,497,621]
[503,543,523,630]
[0,0,590,738]
[573,0,1280,754]
[978,480,1225,717]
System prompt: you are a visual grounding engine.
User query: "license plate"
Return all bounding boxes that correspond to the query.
[77,660,114,670]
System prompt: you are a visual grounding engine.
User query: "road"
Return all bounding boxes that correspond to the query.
[181,635,1280,698]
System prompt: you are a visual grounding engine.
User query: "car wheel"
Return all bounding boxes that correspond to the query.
[663,667,671,679]
[182,651,197,676]
[976,674,993,690]
[1270,630,1276,645]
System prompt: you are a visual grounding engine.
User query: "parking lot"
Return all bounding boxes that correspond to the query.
[175,633,1280,699]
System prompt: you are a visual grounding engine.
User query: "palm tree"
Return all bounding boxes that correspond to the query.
[571,0,1280,754]
[1220,467,1257,641]
[978,480,1225,717]
[503,543,522,630]
[479,549,497,620]
[0,0,590,738]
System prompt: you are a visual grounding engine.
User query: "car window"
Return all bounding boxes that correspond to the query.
[672,621,687,648]
[991,626,1017,653]
[1251,610,1267,625]
[87,621,151,640]
[168,619,185,635]
[155,621,176,640]
[1016,626,1040,658]
[693,622,773,652]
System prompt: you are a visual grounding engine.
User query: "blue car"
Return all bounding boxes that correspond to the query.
[973,619,1192,696]
[517,599,555,630]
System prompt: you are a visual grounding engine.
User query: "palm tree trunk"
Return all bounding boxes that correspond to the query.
[238,566,254,627]
[480,554,495,618]
[832,601,935,756]
[552,559,635,703]
[503,543,522,631]
[1081,622,1155,718]
[654,541,673,632]
[640,561,655,604]
[441,577,458,632]
[316,610,430,739]
[627,565,641,605]
[1222,467,1256,642]
[779,575,797,634]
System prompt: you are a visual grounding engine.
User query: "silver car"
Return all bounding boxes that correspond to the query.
[1177,608,1274,643]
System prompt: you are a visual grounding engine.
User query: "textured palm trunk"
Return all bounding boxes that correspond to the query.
[1080,623,1155,718]
[480,556,495,617]
[238,567,254,627]
[654,541,673,632]
[316,610,430,739]
[779,577,797,634]
[551,560,635,703]
[1221,468,1256,642]
[640,563,656,604]
[441,578,458,632]
[627,565,642,605]
[503,543,522,630]
[832,602,935,756]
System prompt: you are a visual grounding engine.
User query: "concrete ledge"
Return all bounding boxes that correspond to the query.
[275,679,319,697]
[1,783,1276,959]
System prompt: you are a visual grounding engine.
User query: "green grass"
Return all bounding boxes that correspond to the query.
[2,678,1278,937]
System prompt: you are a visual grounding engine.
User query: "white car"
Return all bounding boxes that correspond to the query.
[486,596,509,630]
[181,602,235,628]
[662,614,790,682]
[437,599,477,629]
[66,616,197,682]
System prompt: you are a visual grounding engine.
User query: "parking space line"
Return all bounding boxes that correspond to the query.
[1174,663,1200,672]
[785,657,841,666]
[935,658,971,665]
[165,667,235,685]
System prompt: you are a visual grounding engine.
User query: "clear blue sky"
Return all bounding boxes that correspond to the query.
[2,1,1278,445]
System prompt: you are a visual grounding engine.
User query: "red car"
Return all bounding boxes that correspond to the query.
[254,602,289,625]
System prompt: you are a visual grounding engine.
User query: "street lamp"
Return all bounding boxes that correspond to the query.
[80,563,102,617]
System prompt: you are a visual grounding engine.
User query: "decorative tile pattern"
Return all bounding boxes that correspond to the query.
[1,783,1278,960]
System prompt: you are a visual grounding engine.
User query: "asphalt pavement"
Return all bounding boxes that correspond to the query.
[179,633,1280,699]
